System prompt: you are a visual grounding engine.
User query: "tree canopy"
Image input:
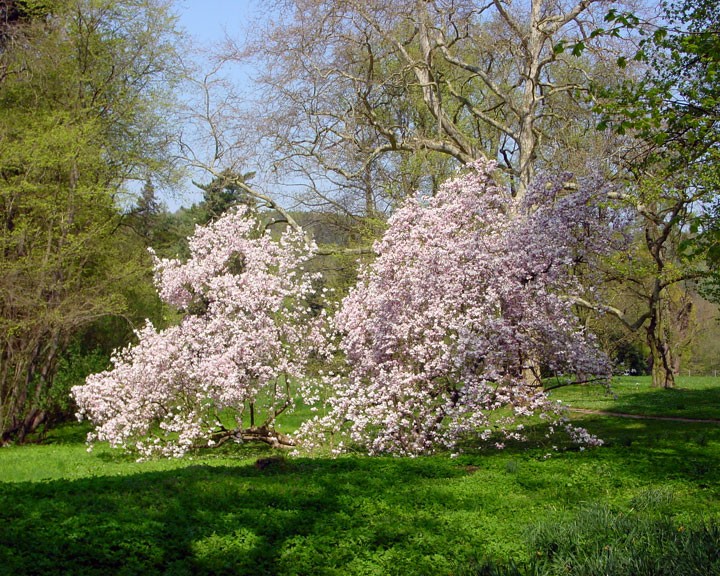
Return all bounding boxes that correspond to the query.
[3,0,720,450]
[588,0,720,387]
[0,0,182,441]
[298,160,612,455]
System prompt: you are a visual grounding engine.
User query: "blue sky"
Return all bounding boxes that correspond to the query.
[168,1,262,209]
[177,0,258,47]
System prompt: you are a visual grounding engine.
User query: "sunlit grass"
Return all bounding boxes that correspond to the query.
[550,375,720,420]
[1,376,718,575]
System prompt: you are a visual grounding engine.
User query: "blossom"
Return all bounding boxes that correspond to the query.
[298,160,611,455]
[72,207,320,458]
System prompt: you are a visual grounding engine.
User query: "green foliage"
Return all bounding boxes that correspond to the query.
[193,169,258,221]
[550,375,720,420]
[291,210,386,304]
[528,502,720,576]
[40,344,109,420]
[587,1,720,387]
[594,0,720,230]
[0,0,183,441]
[133,170,261,262]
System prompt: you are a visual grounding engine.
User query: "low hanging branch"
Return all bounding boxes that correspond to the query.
[314,245,374,257]
[227,175,305,236]
[209,425,296,449]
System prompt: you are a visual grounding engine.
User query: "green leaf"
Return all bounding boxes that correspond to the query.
[708,243,720,265]
[653,27,668,43]
[604,8,617,23]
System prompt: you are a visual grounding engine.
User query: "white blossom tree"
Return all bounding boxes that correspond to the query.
[72,207,323,458]
[298,160,613,455]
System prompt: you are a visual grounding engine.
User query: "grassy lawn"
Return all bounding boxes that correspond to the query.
[0,377,718,575]
[549,375,720,420]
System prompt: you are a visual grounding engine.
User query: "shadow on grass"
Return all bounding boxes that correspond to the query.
[606,385,720,420]
[2,415,719,576]
[454,414,720,504]
[550,415,720,499]
[0,457,484,576]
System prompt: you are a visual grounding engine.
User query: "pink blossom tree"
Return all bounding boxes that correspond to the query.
[72,207,321,459]
[299,160,612,456]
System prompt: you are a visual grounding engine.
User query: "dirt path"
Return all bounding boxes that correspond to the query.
[568,407,720,424]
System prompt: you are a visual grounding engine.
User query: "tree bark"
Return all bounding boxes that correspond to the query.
[646,296,676,389]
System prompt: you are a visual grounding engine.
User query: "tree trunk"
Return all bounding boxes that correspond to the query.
[647,304,675,389]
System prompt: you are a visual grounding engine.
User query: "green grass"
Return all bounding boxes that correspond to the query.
[549,375,720,420]
[1,377,719,575]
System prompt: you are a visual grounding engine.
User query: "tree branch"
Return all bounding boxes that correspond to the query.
[571,296,651,332]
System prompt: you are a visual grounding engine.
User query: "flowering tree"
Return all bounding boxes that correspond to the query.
[72,207,319,458]
[299,160,612,456]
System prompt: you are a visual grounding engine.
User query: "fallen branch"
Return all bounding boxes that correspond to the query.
[210,426,296,449]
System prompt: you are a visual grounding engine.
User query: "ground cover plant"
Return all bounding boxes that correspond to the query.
[1,376,719,575]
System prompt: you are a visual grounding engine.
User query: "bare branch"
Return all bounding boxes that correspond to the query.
[572,296,651,332]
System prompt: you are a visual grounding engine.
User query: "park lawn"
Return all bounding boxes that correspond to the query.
[0,376,718,575]
[548,375,720,420]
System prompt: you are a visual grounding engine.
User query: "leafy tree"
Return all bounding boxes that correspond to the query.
[129,178,163,241]
[589,0,720,387]
[193,168,257,221]
[298,161,612,456]
[0,0,182,441]
[138,169,282,262]
[73,208,323,459]
[0,0,53,44]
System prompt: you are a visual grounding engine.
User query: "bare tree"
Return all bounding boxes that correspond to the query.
[225,0,638,215]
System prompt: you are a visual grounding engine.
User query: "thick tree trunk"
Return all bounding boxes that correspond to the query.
[522,360,542,387]
[0,331,62,442]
